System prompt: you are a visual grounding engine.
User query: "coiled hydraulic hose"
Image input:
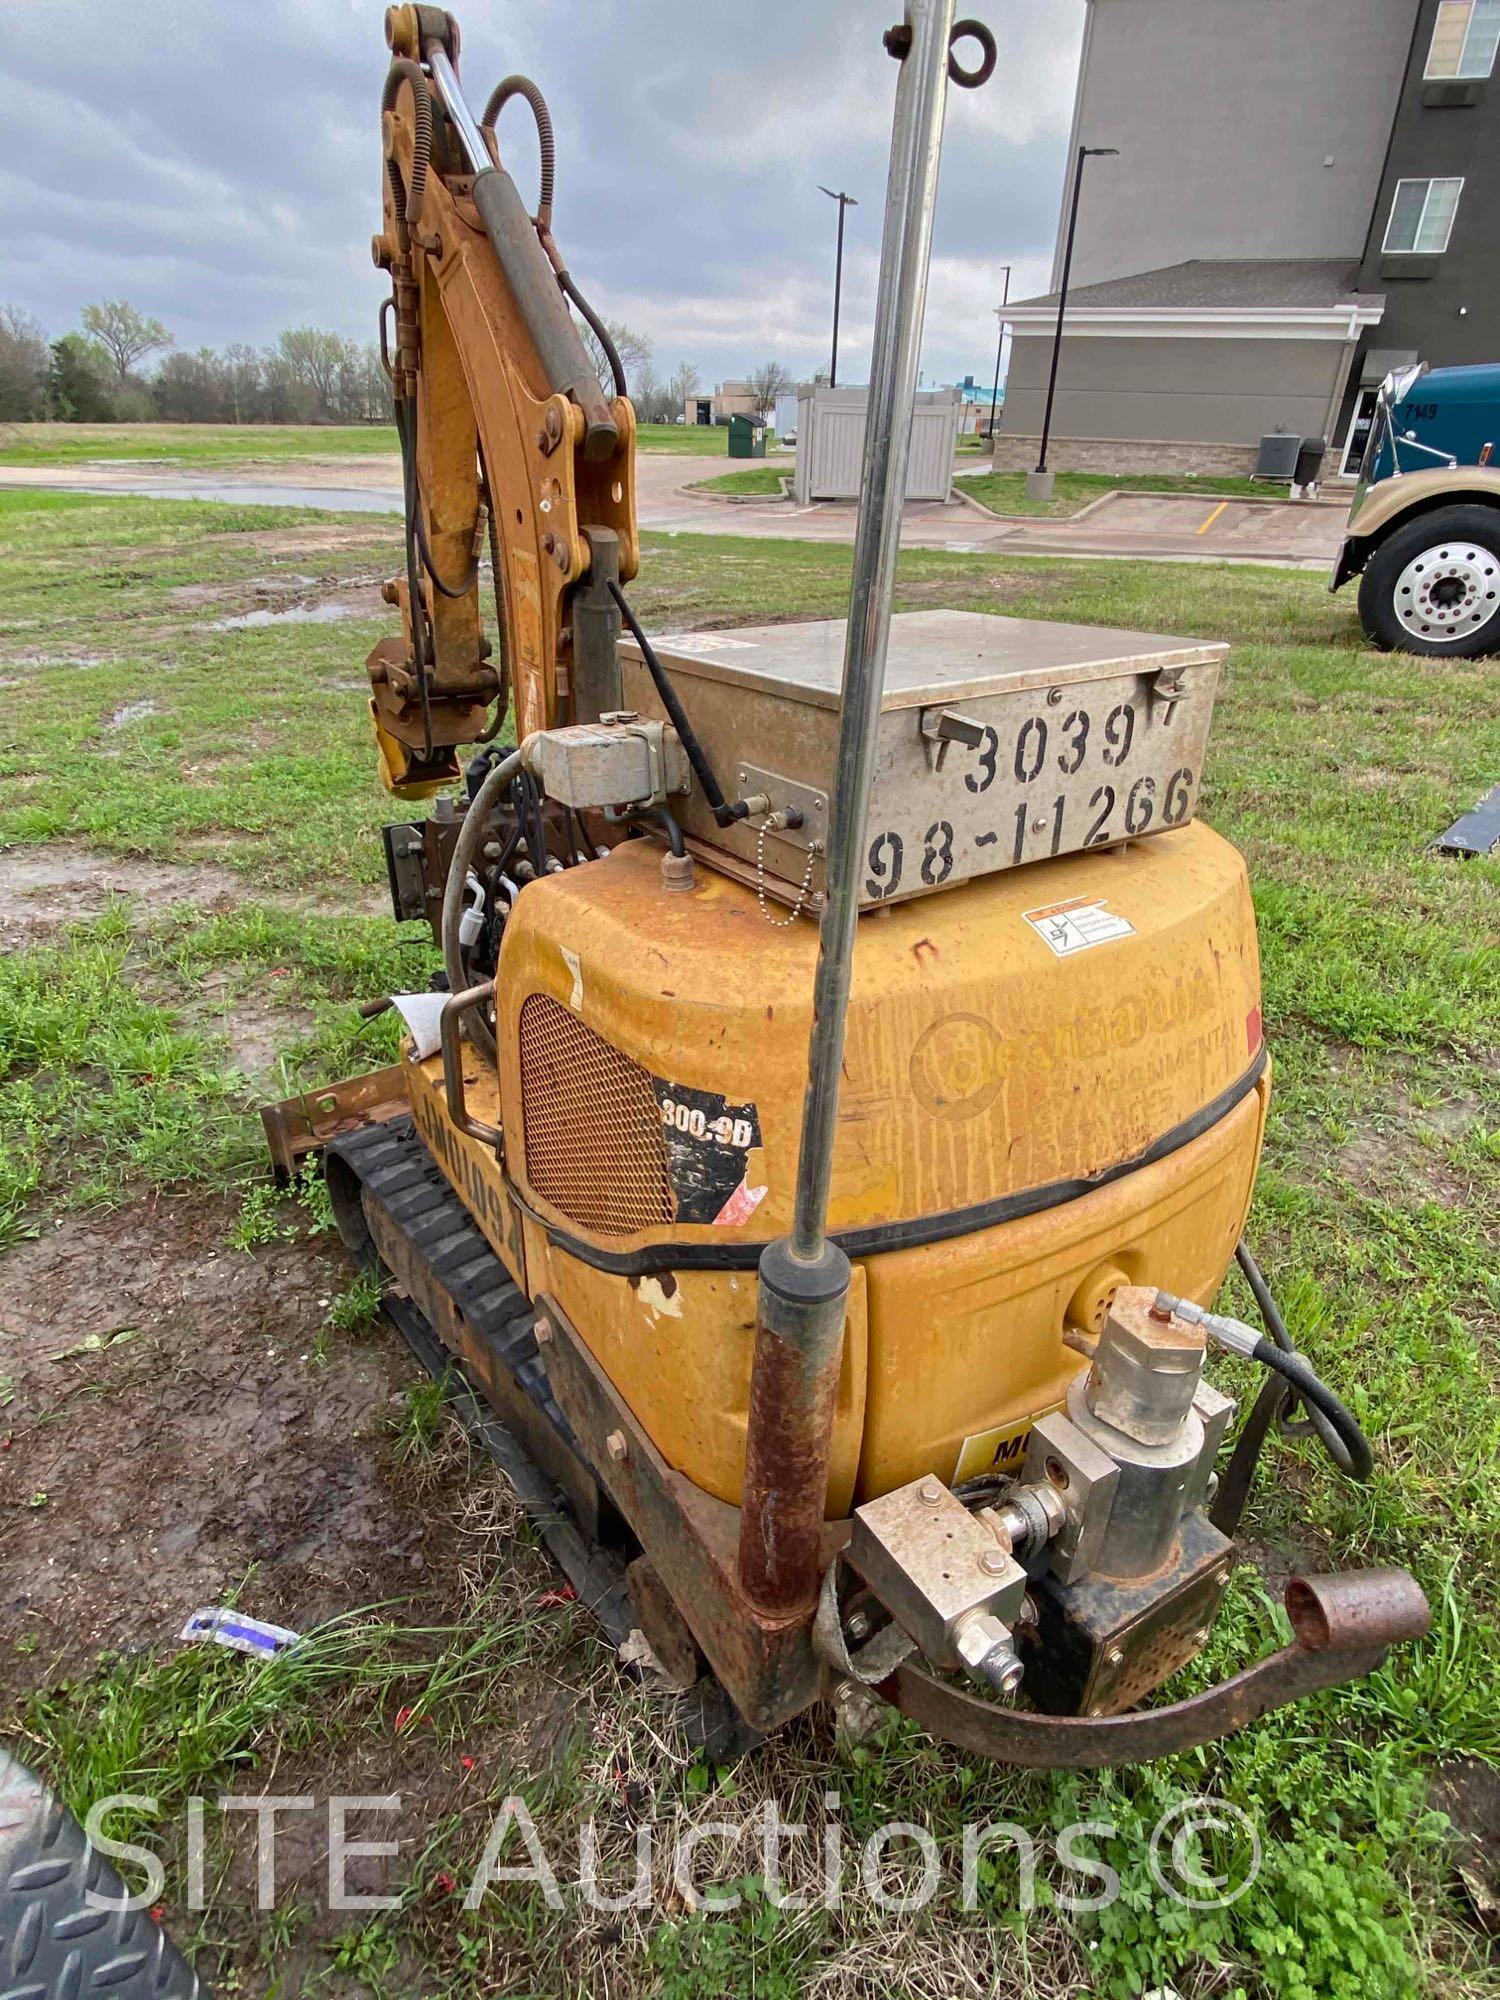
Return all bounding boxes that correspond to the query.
[481,75,555,223]
[481,73,627,398]
[441,746,525,1066]
[1158,1287,1374,1483]
[1235,1238,1356,1473]
[382,58,432,224]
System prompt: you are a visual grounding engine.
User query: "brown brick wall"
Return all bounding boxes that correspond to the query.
[987,435,1265,477]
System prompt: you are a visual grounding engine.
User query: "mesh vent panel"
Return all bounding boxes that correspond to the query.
[518,992,675,1236]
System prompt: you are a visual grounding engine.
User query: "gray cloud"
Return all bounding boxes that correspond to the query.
[1,0,1083,389]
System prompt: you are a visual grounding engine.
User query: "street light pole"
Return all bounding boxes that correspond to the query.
[818,186,859,387]
[1031,144,1117,500]
[987,262,1011,450]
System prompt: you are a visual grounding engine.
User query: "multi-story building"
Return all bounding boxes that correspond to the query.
[1000,0,1500,476]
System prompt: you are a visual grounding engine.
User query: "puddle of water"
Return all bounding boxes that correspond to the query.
[211,602,360,630]
[106,699,162,730]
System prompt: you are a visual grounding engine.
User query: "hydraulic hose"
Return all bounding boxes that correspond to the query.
[560,272,627,399]
[1234,1239,1360,1473]
[382,58,432,224]
[1159,1289,1374,1483]
[481,74,556,225]
[1245,1343,1374,1482]
[441,747,524,1067]
[607,582,747,827]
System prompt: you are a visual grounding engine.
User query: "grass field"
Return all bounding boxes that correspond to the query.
[689,464,789,496]
[0,488,1496,1998]
[956,467,1295,519]
[0,420,732,468]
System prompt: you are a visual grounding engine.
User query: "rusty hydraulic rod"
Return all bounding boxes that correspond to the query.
[737,0,959,1617]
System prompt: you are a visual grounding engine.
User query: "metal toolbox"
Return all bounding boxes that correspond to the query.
[619,609,1226,910]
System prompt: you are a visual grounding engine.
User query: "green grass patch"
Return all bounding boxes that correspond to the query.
[689,464,788,496]
[635,423,734,454]
[956,467,1297,519]
[0,422,399,468]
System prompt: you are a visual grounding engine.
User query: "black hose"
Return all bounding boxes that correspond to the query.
[1235,1238,1359,1473]
[561,272,627,398]
[1248,1339,1374,1482]
[1235,1241,1293,1351]
[392,399,434,756]
[629,808,685,857]
[481,74,556,222]
[382,58,432,224]
[1209,1372,1292,1538]
[477,457,512,739]
[606,583,748,828]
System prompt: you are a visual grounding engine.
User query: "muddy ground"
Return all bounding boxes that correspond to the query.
[0,1193,494,1689]
[0,1188,610,1986]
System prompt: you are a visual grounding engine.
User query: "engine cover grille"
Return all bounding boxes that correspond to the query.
[518,992,675,1237]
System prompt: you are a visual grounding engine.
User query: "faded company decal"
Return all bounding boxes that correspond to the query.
[652,1080,765,1226]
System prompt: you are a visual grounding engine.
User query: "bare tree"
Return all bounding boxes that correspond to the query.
[667,360,701,420]
[576,314,652,396]
[746,361,794,422]
[0,306,49,419]
[80,300,173,382]
[221,342,264,424]
[153,349,232,423]
[276,327,354,419]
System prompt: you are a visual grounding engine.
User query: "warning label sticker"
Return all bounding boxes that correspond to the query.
[1023,896,1136,958]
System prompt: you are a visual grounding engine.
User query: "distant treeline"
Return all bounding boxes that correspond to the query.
[0,296,798,433]
[0,300,392,427]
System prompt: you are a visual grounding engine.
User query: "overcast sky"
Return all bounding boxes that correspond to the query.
[2,0,1085,392]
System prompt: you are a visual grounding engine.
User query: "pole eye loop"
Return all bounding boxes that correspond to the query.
[947,19,996,88]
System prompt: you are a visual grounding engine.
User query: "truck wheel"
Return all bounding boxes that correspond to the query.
[0,1742,205,1997]
[1358,505,1500,655]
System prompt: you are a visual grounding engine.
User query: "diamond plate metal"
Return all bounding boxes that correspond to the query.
[0,1746,204,1998]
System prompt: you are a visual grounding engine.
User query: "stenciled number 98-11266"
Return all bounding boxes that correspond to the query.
[863,695,1197,900]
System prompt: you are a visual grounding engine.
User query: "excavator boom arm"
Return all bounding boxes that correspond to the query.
[369,4,637,796]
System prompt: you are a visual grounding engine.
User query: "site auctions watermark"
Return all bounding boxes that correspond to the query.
[83,1790,1262,1917]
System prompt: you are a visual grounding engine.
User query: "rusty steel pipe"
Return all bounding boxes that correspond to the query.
[735,1240,848,1615]
[440,980,500,1145]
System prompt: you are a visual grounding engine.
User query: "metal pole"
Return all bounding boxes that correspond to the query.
[1037,149,1085,476]
[1036,146,1114,477]
[831,198,847,387]
[988,263,1010,446]
[820,188,859,389]
[737,0,958,1617]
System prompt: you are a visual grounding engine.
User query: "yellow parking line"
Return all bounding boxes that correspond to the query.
[1197,500,1229,535]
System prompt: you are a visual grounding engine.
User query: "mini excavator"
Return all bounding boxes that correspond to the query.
[266,1,1429,1761]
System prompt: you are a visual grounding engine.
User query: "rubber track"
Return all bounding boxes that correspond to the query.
[326,1116,634,1640]
[326,1114,765,1760]
[329,1117,571,1440]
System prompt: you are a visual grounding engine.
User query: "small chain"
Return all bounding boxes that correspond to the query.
[755,813,818,926]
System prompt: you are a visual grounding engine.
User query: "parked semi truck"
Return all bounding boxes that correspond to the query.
[1331,360,1500,656]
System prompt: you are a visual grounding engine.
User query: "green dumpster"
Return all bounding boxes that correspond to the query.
[728,413,767,459]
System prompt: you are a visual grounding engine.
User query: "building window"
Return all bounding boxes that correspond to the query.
[1426,0,1500,78]
[1382,176,1464,252]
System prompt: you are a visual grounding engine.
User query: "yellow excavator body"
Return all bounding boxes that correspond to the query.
[404,817,1266,1514]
